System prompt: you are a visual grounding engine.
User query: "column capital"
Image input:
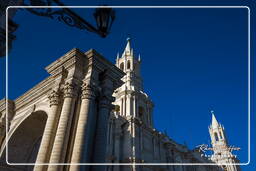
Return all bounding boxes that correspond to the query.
[98,95,115,109]
[81,82,98,100]
[48,90,60,106]
[63,82,77,98]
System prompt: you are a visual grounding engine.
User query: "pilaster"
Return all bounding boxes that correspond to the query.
[47,82,78,171]
[92,73,115,171]
[69,81,98,171]
[34,89,60,171]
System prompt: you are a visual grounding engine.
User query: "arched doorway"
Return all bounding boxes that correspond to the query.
[0,111,47,171]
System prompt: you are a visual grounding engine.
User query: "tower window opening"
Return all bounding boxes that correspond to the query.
[214,132,219,141]
[127,60,131,69]
[220,132,223,139]
[120,62,124,71]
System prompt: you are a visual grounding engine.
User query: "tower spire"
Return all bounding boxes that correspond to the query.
[208,111,241,171]
[116,52,119,60]
[124,37,131,56]
[138,54,141,62]
[211,110,219,129]
[113,38,153,127]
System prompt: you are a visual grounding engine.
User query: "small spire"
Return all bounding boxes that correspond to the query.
[138,54,141,61]
[211,110,219,129]
[125,37,131,54]
[116,52,119,60]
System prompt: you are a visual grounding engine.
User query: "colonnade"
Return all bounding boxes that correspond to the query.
[34,68,120,171]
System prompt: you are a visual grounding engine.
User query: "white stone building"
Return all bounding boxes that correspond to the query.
[0,38,240,171]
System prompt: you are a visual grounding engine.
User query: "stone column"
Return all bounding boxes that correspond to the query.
[47,82,77,171]
[133,96,136,117]
[121,97,124,116]
[113,120,122,171]
[69,82,97,171]
[106,117,114,158]
[92,95,113,162]
[92,78,114,171]
[124,95,126,117]
[34,90,60,171]
[126,94,131,116]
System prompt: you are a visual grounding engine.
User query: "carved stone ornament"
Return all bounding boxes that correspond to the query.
[48,90,60,106]
[81,82,97,100]
[63,82,77,98]
[98,95,114,109]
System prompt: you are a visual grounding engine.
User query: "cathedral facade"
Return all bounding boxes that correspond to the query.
[0,39,240,171]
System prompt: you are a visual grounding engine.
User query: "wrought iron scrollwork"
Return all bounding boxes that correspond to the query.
[22,0,105,35]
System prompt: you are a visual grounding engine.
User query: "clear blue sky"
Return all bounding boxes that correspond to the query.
[0,0,255,170]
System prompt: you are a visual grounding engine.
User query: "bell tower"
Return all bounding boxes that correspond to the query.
[209,111,241,171]
[113,38,154,127]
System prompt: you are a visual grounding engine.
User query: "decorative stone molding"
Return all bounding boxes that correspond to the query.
[81,82,98,100]
[48,90,60,107]
[63,82,77,98]
[45,48,85,76]
[13,76,53,111]
[85,49,124,87]
[98,95,114,109]
[98,75,115,109]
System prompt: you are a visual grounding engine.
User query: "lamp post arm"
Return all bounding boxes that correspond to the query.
[52,0,100,35]
[23,0,106,37]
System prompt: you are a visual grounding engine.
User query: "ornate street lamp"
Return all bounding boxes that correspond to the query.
[94,7,115,38]
[0,0,116,57]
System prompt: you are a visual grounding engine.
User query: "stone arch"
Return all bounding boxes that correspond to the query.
[0,110,47,170]
[127,60,131,70]
[220,132,223,139]
[8,108,48,141]
[214,132,219,141]
[120,62,124,71]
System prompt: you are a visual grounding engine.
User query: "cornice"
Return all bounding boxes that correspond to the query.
[1,48,125,116]
[14,76,54,111]
[85,49,125,89]
[0,98,14,113]
[45,48,86,76]
[114,89,154,106]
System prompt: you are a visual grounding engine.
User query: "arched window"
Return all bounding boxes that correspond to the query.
[220,132,223,139]
[120,62,124,71]
[214,132,219,141]
[127,60,131,69]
